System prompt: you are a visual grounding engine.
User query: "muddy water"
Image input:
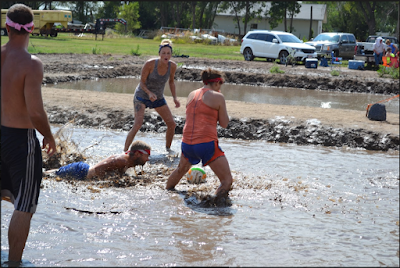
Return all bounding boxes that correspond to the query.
[1,125,399,267]
[46,77,400,114]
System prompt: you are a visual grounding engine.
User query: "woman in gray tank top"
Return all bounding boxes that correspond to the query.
[124,39,181,152]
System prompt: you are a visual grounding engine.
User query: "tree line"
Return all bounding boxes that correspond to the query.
[1,1,399,41]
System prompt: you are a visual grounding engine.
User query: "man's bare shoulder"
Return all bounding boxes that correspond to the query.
[29,54,44,69]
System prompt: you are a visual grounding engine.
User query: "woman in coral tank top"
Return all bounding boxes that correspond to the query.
[166,68,233,201]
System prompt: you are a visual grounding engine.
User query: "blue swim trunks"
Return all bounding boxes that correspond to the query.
[182,140,225,166]
[135,96,167,109]
[55,162,90,180]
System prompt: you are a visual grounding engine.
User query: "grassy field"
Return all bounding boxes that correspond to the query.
[0,33,244,60]
[1,33,356,67]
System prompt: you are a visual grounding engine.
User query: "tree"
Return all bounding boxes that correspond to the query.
[218,1,245,36]
[96,1,121,20]
[137,1,160,29]
[267,1,288,31]
[1,1,44,9]
[191,2,196,29]
[116,1,140,34]
[170,1,190,28]
[287,1,301,33]
[242,1,265,35]
[55,1,99,23]
[356,2,377,35]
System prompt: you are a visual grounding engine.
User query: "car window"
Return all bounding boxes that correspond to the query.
[341,35,348,43]
[313,34,340,42]
[348,35,356,43]
[277,34,302,43]
[265,34,274,42]
[256,34,267,41]
[246,33,258,40]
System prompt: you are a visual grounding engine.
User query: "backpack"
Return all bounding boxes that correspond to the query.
[366,103,386,121]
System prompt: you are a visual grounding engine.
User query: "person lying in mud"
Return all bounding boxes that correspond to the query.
[166,68,233,200]
[45,140,151,180]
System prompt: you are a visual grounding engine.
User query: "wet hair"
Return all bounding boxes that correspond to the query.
[201,68,225,84]
[159,39,173,53]
[6,4,34,35]
[129,140,151,156]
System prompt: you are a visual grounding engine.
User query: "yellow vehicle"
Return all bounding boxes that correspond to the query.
[1,9,72,37]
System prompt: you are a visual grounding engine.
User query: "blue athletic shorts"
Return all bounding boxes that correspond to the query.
[135,96,167,109]
[1,126,43,213]
[56,162,90,180]
[181,140,225,166]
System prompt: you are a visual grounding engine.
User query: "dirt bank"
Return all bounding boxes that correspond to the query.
[41,53,399,95]
[38,53,399,151]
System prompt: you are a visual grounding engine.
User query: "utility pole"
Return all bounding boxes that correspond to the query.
[309,5,313,40]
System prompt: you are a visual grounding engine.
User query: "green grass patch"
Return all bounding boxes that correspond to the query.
[130,44,141,56]
[92,45,101,54]
[377,65,399,79]
[1,33,243,60]
[330,70,340,76]
[270,64,285,74]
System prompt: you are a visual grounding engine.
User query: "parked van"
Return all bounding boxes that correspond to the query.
[240,30,317,64]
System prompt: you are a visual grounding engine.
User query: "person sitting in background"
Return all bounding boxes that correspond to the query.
[385,39,398,55]
[384,47,392,57]
[383,47,398,68]
[45,140,151,180]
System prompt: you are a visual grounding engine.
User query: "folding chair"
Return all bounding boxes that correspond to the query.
[330,51,342,71]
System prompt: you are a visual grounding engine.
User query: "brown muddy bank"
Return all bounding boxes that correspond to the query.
[44,105,399,151]
[37,53,399,152]
[40,53,399,95]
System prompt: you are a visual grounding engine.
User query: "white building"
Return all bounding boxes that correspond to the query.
[213,2,327,40]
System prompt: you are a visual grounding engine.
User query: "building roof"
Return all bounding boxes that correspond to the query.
[217,2,327,23]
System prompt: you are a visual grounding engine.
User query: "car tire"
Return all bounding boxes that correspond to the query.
[279,51,289,65]
[243,48,254,61]
[333,50,339,58]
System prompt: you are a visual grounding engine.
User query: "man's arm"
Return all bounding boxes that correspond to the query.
[24,56,56,156]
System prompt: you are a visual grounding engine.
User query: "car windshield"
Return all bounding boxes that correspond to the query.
[313,34,340,42]
[277,34,302,43]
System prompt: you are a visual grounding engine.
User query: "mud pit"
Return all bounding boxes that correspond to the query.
[38,53,399,152]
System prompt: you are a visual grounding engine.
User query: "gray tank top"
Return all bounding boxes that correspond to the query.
[135,59,171,100]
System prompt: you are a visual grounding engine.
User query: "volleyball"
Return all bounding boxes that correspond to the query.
[186,167,207,184]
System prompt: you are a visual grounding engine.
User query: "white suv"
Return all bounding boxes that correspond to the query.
[240,30,317,63]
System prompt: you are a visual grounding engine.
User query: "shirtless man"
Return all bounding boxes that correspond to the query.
[1,4,57,264]
[45,140,151,180]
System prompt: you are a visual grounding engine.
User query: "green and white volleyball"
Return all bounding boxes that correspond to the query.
[186,167,207,184]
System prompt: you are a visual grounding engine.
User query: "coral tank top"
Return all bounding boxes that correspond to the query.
[182,88,219,145]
